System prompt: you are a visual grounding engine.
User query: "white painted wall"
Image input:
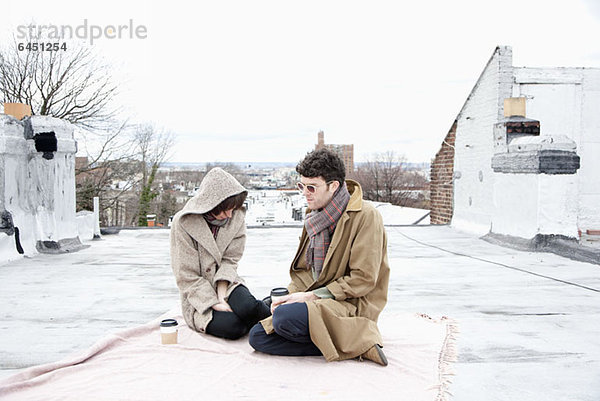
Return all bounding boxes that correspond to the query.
[76,211,96,241]
[0,114,78,261]
[451,46,513,235]
[578,69,600,232]
[0,233,19,264]
[514,67,600,233]
[0,115,33,259]
[492,174,538,238]
[492,173,579,238]
[451,46,600,240]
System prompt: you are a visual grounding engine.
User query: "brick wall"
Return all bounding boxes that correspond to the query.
[430,121,456,224]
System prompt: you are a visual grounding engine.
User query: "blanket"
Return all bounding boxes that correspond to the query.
[0,310,457,401]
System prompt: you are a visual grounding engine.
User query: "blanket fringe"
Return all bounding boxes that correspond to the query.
[436,316,459,401]
[418,314,459,401]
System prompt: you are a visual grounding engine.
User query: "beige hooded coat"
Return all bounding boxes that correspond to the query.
[261,179,390,361]
[170,168,248,332]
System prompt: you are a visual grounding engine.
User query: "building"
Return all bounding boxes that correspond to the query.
[315,131,354,175]
[1,113,83,262]
[430,46,600,253]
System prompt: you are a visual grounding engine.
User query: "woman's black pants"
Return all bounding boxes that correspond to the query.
[205,285,271,340]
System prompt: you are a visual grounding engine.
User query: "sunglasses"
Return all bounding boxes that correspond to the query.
[297,181,333,193]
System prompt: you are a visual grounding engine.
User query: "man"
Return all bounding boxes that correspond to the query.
[248,148,390,366]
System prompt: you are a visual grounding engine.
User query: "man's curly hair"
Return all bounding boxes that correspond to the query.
[296,148,346,184]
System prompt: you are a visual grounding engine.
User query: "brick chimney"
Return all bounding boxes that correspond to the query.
[492,97,579,174]
[316,131,325,149]
[3,103,32,120]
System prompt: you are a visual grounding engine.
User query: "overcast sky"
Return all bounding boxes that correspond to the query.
[2,0,600,164]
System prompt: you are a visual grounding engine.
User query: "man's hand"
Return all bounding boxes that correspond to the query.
[212,301,233,312]
[271,291,318,313]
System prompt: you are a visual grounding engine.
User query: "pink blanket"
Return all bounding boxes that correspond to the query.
[0,310,457,401]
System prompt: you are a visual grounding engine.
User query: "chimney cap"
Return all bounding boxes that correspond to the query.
[3,102,32,120]
[504,97,526,118]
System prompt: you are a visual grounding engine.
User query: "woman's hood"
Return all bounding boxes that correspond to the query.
[180,167,247,215]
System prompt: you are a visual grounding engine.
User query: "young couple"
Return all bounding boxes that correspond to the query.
[170,148,390,366]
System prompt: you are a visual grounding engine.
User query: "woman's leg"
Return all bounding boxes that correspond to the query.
[248,303,322,356]
[205,310,249,340]
[227,285,271,328]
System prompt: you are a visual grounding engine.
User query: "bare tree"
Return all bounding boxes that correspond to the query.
[0,38,118,129]
[133,124,176,226]
[353,161,381,201]
[75,122,139,219]
[75,123,176,227]
[151,190,179,227]
[0,36,181,225]
[378,151,407,205]
[351,153,396,203]
[0,36,129,220]
[351,151,429,208]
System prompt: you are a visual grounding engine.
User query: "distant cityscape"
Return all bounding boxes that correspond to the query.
[76,131,431,228]
[160,161,431,171]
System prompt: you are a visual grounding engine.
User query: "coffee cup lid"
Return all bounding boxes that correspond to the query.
[271,287,289,297]
[160,319,178,327]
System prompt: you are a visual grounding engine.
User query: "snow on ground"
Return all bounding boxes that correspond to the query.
[371,202,430,225]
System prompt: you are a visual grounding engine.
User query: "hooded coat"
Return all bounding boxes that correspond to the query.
[261,179,390,361]
[170,167,248,332]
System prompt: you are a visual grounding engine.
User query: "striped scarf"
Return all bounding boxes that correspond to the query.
[304,182,351,277]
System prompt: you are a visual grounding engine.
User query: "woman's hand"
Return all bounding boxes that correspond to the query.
[216,280,229,301]
[214,280,232,312]
[212,301,233,312]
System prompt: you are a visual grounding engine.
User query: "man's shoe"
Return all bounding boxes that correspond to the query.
[359,344,388,366]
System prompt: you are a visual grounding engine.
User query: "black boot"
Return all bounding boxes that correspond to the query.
[227,285,272,328]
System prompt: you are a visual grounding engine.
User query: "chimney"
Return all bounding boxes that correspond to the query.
[494,98,540,152]
[492,98,579,175]
[3,103,32,120]
[316,130,325,150]
[503,97,526,118]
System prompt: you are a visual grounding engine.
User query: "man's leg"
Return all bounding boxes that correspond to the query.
[205,310,248,340]
[227,285,271,328]
[248,303,321,356]
[272,303,313,343]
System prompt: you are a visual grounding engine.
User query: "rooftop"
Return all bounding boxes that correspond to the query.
[1,225,599,400]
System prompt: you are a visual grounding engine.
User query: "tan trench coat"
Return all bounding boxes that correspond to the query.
[261,179,390,361]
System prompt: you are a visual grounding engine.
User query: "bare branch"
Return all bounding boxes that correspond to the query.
[0,37,119,129]
[352,151,429,208]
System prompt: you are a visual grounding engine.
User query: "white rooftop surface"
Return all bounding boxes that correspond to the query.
[1,225,599,400]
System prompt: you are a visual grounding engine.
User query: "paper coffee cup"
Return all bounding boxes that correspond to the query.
[270,287,289,307]
[160,319,178,345]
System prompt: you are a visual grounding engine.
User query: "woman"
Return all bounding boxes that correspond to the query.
[170,167,270,340]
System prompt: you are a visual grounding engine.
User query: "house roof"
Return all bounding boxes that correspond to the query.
[1,225,599,399]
